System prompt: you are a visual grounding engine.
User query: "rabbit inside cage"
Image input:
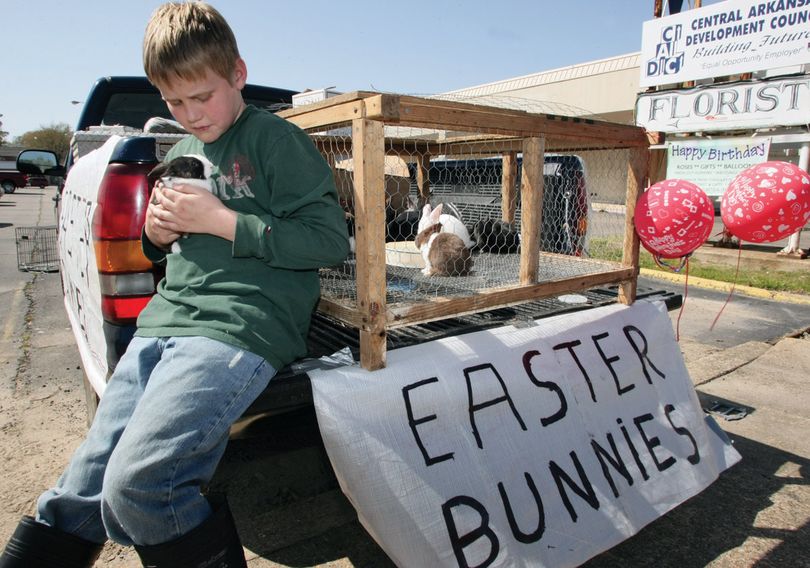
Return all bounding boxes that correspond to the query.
[281,92,647,369]
[324,147,623,307]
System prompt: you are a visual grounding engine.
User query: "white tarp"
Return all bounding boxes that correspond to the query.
[58,135,123,396]
[311,300,741,568]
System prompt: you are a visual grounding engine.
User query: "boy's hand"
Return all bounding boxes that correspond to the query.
[145,183,182,249]
[149,183,237,242]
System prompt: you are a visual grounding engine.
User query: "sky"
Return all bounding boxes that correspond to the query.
[3,0,692,140]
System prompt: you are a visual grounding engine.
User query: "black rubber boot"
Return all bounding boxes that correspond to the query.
[0,516,103,567]
[134,496,247,568]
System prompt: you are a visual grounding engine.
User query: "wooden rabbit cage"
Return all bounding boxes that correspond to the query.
[278,92,651,370]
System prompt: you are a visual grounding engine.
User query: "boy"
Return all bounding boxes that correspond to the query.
[0,2,349,567]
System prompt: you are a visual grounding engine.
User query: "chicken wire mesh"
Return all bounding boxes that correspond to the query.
[311,117,636,308]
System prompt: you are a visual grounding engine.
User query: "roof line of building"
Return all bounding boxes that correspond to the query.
[443,52,641,98]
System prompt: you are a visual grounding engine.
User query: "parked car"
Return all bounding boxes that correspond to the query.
[0,170,29,194]
[26,174,48,188]
[407,155,589,256]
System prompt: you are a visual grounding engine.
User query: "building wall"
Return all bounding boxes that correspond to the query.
[442,54,642,204]
[442,53,641,124]
[0,146,27,171]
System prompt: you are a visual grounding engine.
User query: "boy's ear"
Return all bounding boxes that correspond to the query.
[232,58,247,89]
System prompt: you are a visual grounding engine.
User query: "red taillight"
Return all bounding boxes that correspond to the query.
[101,296,153,322]
[93,162,158,324]
[93,163,152,239]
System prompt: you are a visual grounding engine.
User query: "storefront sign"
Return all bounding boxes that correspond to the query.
[640,0,810,87]
[636,77,810,132]
[667,137,771,197]
[310,301,741,568]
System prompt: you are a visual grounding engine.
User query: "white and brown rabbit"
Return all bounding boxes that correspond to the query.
[417,203,475,248]
[415,205,473,277]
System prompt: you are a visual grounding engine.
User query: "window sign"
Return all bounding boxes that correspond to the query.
[666,137,771,197]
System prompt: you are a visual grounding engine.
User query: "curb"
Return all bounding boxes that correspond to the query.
[639,268,810,305]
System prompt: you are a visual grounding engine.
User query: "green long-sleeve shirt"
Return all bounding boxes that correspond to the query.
[137,105,350,370]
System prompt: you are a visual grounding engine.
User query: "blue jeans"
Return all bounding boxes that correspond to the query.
[35,336,276,546]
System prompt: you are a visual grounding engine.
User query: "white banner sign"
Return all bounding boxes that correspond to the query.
[58,136,123,396]
[636,77,810,132]
[667,137,771,197]
[640,0,810,87]
[311,301,741,568]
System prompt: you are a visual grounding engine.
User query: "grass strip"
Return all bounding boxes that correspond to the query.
[588,238,810,295]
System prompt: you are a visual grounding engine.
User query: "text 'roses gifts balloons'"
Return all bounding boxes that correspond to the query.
[721,161,810,243]
[634,179,714,259]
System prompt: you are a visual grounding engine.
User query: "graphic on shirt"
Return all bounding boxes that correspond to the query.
[218,154,256,200]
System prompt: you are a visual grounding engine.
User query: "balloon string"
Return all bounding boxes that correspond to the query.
[653,254,689,272]
[710,241,742,331]
[675,257,689,342]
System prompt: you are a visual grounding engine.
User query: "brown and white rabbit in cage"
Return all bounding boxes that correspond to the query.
[417,203,475,248]
[415,203,473,276]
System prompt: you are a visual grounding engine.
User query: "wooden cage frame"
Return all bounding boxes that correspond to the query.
[279,92,651,371]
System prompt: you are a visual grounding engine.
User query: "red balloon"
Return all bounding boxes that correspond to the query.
[721,161,810,243]
[634,179,714,258]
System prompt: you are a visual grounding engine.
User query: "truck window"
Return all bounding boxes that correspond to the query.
[103,93,174,129]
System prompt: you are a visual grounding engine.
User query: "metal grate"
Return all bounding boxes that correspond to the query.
[15,226,59,272]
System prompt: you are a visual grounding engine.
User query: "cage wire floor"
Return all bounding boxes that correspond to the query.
[15,226,59,272]
[320,251,622,306]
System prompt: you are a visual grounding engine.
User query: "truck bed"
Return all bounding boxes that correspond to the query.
[245,283,681,416]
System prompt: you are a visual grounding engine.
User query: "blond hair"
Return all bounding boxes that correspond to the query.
[143,2,240,87]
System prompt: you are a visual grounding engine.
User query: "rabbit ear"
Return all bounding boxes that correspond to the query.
[418,203,433,232]
[149,162,170,179]
[148,162,170,186]
[430,203,443,222]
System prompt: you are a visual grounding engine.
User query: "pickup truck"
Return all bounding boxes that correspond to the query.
[19,76,682,426]
[0,169,30,193]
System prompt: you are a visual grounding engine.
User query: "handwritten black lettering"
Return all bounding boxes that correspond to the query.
[634,413,677,472]
[402,377,454,467]
[553,339,596,402]
[593,332,635,396]
[664,404,700,465]
[623,325,666,384]
[442,495,499,568]
[522,350,567,427]
[498,472,546,544]
[549,451,599,522]
[617,417,649,481]
[464,364,527,450]
[590,433,634,498]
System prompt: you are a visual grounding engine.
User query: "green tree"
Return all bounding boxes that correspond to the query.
[0,117,8,147]
[14,123,73,164]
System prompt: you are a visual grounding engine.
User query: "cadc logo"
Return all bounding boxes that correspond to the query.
[646,24,684,78]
